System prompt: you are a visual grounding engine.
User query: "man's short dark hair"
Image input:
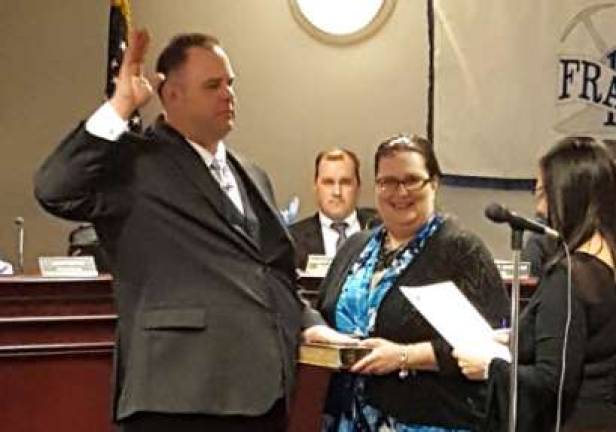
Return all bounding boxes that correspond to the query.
[155,33,220,96]
[314,149,361,185]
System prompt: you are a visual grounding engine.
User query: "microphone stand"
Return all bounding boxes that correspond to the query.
[508,228,524,432]
[14,217,24,274]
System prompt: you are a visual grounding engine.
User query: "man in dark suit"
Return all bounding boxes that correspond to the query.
[290,149,377,270]
[34,30,349,431]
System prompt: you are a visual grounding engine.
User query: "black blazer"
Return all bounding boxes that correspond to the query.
[317,218,509,430]
[34,120,324,420]
[289,207,378,270]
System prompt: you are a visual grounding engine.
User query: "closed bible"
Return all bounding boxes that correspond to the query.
[299,342,371,369]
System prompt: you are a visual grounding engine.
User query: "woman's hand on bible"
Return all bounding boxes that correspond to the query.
[301,325,358,345]
[350,338,405,375]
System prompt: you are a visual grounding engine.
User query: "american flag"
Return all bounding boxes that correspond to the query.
[106,0,141,132]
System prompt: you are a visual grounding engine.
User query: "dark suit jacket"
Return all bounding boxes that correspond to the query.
[34,120,323,420]
[289,207,377,270]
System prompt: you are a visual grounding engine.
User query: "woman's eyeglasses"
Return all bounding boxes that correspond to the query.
[376,175,431,194]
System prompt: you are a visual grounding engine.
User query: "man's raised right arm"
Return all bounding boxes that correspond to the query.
[34,29,157,221]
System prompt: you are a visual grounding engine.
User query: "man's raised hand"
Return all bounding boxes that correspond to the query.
[110,29,162,119]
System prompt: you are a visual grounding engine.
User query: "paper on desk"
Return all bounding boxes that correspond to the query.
[400,282,510,359]
[0,260,13,275]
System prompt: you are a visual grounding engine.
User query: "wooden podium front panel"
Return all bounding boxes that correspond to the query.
[289,364,334,432]
[0,275,335,432]
[0,276,117,432]
[0,351,114,432]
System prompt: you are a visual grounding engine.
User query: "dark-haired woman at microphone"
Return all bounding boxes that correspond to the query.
[454,136,616,431]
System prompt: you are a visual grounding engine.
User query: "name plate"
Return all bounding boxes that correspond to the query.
[495,259,530,279]
[38,256,99,278]
[302,254,333,278]
[0,260,13,275]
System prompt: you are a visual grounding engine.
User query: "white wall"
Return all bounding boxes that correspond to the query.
[0,0,108,270]
[131,0,429,210]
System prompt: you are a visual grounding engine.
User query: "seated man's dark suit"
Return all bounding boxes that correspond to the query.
[290,207,378,270]
[34,120,324,423]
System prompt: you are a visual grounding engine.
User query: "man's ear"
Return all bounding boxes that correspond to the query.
[160,74,183,104]
[160,81,174,103]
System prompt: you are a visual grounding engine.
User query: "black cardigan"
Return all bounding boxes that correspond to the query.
[317,217,510,430]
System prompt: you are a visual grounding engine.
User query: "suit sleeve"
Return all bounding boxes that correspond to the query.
[34,123,133,222]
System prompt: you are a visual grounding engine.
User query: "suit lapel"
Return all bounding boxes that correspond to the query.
[309,213,326,255]
[357,208,378,229]
[227,151,294,246]
[358,210,368,229]
[150,122,260,256]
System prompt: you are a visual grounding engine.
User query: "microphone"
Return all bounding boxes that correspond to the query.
[14,217,24,274]
[484,203,560,239]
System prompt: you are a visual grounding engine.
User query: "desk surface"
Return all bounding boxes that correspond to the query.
[0,273,112,283]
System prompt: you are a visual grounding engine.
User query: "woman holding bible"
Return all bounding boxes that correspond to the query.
[315,134,509,431]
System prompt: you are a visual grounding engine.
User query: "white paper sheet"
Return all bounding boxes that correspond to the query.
[400,281,510,359]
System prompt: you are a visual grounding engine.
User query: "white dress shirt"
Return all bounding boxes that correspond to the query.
[318,211,361,258]
[184,139,244,214]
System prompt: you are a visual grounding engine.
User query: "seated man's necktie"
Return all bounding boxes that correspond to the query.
[331,221,349,250]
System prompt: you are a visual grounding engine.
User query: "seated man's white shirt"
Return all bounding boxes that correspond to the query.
[319,211,360,257]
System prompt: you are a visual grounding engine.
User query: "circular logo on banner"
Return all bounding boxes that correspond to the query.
[556,2,616,135]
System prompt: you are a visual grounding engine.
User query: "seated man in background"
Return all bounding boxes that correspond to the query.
[290,149,377,271]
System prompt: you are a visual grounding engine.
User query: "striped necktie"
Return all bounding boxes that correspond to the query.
[331,221,349,250]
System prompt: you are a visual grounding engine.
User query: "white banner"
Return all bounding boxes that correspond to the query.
[434,0,616,178]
